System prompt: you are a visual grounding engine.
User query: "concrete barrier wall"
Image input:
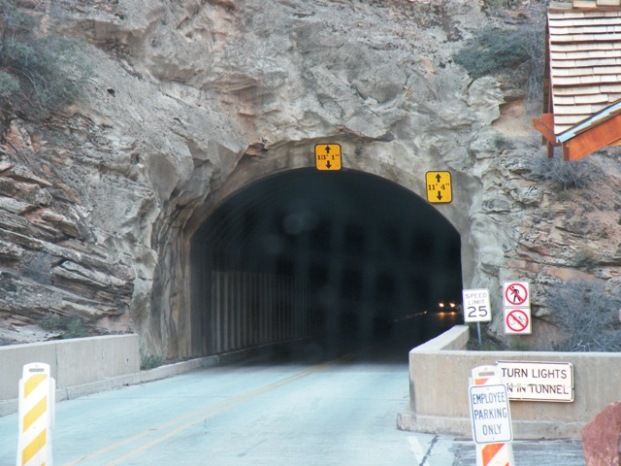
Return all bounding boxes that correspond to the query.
[0,334,140,414]
[0,335,307,417]
[397,325,621,440]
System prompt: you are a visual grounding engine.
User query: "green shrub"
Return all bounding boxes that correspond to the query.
[40,313,64,331]
[453,22,545,101]
[141,354,165,370]
[548,280,621,352]
[0,1,89,120]
[482,0,514,11]
[526,155,601,191]
[574,247,597,271]
[0,70,19,96]
[40,313,88,339]
[64,317,88,339]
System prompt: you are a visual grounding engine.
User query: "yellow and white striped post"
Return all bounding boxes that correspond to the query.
[470,365,515,466]
[16,363,55,466]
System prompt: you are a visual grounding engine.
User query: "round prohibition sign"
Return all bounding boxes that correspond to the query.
[505,283,528,306]
[506,309,529,333]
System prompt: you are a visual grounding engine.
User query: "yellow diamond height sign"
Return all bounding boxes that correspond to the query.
[426,171,452,203]
[315,144,342,171]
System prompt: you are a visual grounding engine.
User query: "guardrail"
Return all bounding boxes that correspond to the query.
[397,325,620,440]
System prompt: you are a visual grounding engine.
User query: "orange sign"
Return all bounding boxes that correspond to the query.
[315,144,342,171]
[426,171,452,203]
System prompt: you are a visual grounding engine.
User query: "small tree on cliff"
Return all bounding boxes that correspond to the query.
[452,7,546,107]
[0,0,89,124]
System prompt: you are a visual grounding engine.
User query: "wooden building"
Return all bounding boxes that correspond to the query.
[533,0,621,160]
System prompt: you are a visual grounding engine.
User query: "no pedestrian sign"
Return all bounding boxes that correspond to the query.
[503,282,530,308]
[502,281,531,335]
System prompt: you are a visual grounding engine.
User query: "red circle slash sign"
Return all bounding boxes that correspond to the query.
[506,309,529,333]
[505,283,528,306]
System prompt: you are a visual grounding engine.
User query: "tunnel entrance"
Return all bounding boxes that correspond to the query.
[190,168,463,359]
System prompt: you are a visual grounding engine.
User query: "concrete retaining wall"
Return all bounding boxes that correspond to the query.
[0,334,140,416]
[0,335,303,417]
[397,325,621,440]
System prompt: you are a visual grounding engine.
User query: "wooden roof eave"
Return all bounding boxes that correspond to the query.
[533,105,621,161]
[533,113,559,158]
[533,114,557,145]
[557,110,621,160]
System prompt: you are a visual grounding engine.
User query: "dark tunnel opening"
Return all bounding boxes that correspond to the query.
[190,168,463,361]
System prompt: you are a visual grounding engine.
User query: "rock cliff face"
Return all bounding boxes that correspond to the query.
[1,0,620,355]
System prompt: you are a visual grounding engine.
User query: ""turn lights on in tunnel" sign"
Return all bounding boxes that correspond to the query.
[497,360,574,402]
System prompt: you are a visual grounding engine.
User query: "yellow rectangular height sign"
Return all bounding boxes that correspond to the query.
[426,171,452,203]
[315,144,342,171]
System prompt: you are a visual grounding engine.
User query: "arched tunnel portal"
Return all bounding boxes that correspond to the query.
[189,167,463,359]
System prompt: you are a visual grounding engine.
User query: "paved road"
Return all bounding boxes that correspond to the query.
[451,439,585,465]
[0,351,418,465]
[0,350,586,465]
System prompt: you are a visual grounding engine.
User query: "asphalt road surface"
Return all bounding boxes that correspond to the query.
[0,349,424,465]
[0,348,586,465]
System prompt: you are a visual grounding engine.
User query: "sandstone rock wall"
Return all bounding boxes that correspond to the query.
[1,0,620,355]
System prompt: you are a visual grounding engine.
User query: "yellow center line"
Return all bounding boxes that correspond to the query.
[64,354,354,465]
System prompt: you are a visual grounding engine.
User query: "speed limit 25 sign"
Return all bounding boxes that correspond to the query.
[462,289,492,323]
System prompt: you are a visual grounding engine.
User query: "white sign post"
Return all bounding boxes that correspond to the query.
[469,366,515,465]
[17,362,55,466]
